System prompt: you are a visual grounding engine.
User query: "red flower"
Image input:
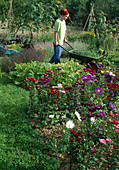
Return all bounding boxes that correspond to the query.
[75,138,81,141]
[113,119,119,125]
[70,130,76,133]
[67,98,70,100]
[54,100,58,103]
[73,133,81,136]
[70,138,74,142]
[40,77,45,81]
[110,112,114,117]
[40,86,43,88]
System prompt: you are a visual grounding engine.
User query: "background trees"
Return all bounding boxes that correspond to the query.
[0,0,118,35]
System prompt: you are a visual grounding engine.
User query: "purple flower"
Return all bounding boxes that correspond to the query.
[81,117,86,120]
[90,148,94,152]
[44,86,49,88]
[95,87,103,95]
[98,126,102,131]
[87,113,94,117]
[107,89,114,96]
[88,107,96,112]
[96,113,101,117]
[104,73,113,83]
[100,111,105,118]
[93,79,98,82]
[73,94,79,98]
[87,102,94,106]
[109,103,115,110]
[56,67,62,70]
[88,132,94,136]
[95,105,103,110]
[81,74,92,82]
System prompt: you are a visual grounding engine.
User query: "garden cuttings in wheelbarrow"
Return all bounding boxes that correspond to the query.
[60,42,104,73]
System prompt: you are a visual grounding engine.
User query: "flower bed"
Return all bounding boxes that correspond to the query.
[24,64,119,169]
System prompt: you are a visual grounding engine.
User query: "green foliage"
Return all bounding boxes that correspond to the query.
[10,61,84,86]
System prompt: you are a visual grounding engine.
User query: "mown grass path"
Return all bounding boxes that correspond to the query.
[0,74,60,170]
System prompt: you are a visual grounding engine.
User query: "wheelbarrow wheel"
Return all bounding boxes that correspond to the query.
[87,62,99,73]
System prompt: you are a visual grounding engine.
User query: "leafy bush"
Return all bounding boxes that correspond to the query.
[10,61,84,86]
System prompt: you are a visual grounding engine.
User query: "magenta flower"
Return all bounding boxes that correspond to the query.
[88,107,96,112]
[99,139,106,144]
[29,86,33,88]
[101,157,105,160]
[87,102,94,106]
[100,111,105,118]
[88,132,94,136]
[90,148,94,152]
[95,87,103,95]
[109,103,115,110]
[95,105,103,110]
[106,138,112,142]
[98,126,102,131]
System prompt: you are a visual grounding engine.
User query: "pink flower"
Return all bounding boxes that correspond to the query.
[110,112,114,117]
[106,138,112,142]
[99,139,106,144]
[116,125,119,129]
[29,86,33,88]
[101,157,105,160]
[61,115,66,118]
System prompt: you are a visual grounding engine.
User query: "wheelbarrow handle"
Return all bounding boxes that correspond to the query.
[65,41,74,50]
[58,42,74,53]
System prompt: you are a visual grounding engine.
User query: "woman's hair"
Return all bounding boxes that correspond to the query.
[59,8,69,15]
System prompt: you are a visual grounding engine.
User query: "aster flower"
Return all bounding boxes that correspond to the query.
[87,113,94,117]
[73,94,79,98]
[98,126,102,131]
[66,120,75,129]
[99,139,106,144]
[81,74,92,82]
[90,148,94,152]
[101,157,105,160]
[100,111,105,118]
[109,103,115,110]
[90,117,95,123]
[87,102,94,106]
[95,87,103,95]
[88,107,96,112]
[88,132,94,136]
[95,105,103,110]
[80,117,86,120]
[104,72,113,83]
[106,138,112,142]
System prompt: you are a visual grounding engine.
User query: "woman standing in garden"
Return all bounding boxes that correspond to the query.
[49,8,69,64]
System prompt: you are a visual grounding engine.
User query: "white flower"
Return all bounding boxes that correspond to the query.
[90,117,95,123]
[57,84,63,88]
[49,115,54,118]
[66,120,75,129]
[75,111,82,122]
[59,90,66,94]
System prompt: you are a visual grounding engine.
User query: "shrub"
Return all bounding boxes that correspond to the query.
[0,48,44,73]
